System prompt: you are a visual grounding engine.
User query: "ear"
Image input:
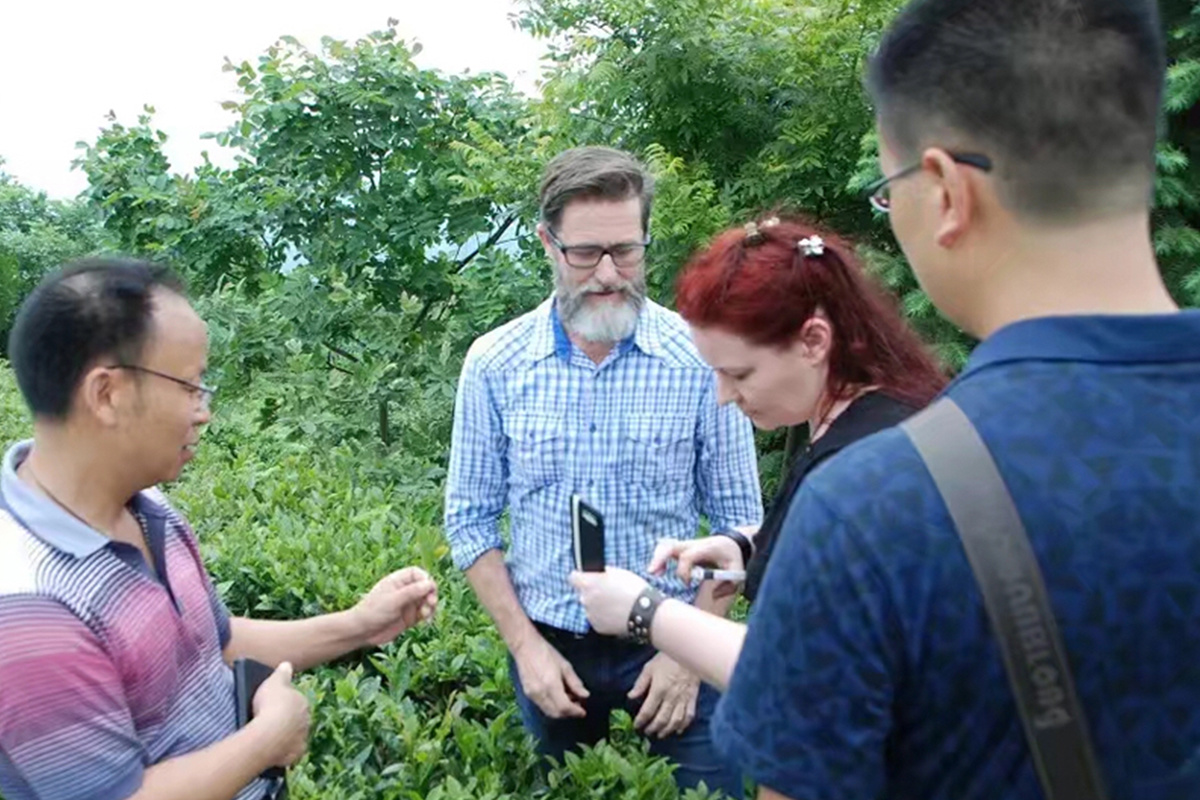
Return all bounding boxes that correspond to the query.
[921,148,977,249]
[77,366,125,428]
[536,223,558,263]
[796,317,833,365]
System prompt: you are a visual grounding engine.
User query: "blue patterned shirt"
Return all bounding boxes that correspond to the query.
[445,297,762,632]
[714,311,1200,799]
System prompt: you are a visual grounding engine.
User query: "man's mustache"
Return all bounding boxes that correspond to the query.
[580,281,636,297]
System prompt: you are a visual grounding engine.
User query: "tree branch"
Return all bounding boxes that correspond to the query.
[326,353,354,375]
[324,341,361,363]
[410,295,438,333]
[455,213,518,272]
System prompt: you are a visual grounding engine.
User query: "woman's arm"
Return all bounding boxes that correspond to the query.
[649,598,747,691]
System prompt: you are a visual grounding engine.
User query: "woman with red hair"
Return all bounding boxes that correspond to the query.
[570,216,947,690]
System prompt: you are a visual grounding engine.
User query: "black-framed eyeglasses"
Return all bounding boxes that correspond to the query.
[108,364,216,409]
[865,152,993,213]
[546,228,652,270]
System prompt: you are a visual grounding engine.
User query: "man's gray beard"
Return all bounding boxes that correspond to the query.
[556,271,647,343]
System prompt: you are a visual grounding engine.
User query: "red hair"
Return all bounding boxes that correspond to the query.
[675,217,947,412]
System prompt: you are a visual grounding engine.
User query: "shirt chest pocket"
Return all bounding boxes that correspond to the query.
[505,413,567,489]
[621,414,694,489]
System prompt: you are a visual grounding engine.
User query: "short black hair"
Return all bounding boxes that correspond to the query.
[867,0,1166,221]
[8,258,186,420]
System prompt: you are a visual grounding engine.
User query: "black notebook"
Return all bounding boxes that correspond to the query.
[233,658,286,783]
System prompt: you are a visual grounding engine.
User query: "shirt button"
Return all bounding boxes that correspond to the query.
[589,423,597,433]
[588,479,595,487]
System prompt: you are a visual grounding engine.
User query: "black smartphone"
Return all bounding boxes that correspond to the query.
[571,494,606,572]
[233,658,286,781]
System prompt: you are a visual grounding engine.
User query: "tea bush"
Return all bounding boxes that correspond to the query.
[0,367,734,799]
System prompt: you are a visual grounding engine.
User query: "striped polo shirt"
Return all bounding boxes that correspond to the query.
[0,441,266,800]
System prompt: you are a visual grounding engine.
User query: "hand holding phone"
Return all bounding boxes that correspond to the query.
[571,495,606,572]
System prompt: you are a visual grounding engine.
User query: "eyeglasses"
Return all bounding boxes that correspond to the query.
[108,364,216,409]
[546,228,651,270]
[865,152,993,213]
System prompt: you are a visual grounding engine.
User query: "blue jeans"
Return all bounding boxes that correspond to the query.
[510,625,743,798]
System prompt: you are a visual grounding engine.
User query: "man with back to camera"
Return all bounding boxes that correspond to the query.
[0,259,439,800]
[708,0,1200,798]
[444,146,762,796]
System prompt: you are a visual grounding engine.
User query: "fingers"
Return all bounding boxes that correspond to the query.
[560,659,590,700]
[536,678,587,719]
[673,546,710,583]
[273,661,294,683]
[647,540,684,575]
[643,684,697,739]
[627,667,651,701]
[681,691,698,735]
[650,538,736,583]
[645,694,681,739]
[633,680,665,731]
[558,692,588,718]
[419,594,438,621]
[389,566,432,585]
[664,698,691,738]
[389,582,437,631]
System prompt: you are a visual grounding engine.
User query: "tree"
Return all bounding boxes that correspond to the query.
[1156,0,1200,306]
[0,160,101,341]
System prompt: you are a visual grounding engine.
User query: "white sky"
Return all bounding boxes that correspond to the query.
[0,1,547,199]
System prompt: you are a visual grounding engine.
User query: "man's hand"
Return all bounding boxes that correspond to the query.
[569,567,649,636]
[629,652,700,739]
[649,536,744,600]
[353,567,439,646]
[251,662,311,767]
[512,633,590,719]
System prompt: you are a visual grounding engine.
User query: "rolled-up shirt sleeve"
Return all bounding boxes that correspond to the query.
[0,596,145,800]
[444,340,509,570]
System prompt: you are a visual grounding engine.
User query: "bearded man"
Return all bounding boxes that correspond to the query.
[443,146,761,796]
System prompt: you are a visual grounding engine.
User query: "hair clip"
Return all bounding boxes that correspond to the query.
[743,217,781,246]
[798,236,825,257]
[743,221,764,244]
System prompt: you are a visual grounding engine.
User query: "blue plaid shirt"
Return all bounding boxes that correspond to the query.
[445,297,762,632]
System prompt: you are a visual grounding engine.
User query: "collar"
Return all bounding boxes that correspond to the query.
[0,441,169,559]
[811,392,917,464]
[527,295,668,363]
[959,311,1200,382]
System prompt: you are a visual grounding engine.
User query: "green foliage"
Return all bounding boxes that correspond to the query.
[0,160,101,341]
[517,0,904,288]
[0,363,730,799]
[1156,0,1200,306]
[213,29,536,320]
[0,367,29,442]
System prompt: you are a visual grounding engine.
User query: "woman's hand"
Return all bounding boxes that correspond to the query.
[648,535,747,600]
[648,535,744,581]
[569,567,650,636]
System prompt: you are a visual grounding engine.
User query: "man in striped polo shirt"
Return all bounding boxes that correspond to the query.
[0,259,439,800]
